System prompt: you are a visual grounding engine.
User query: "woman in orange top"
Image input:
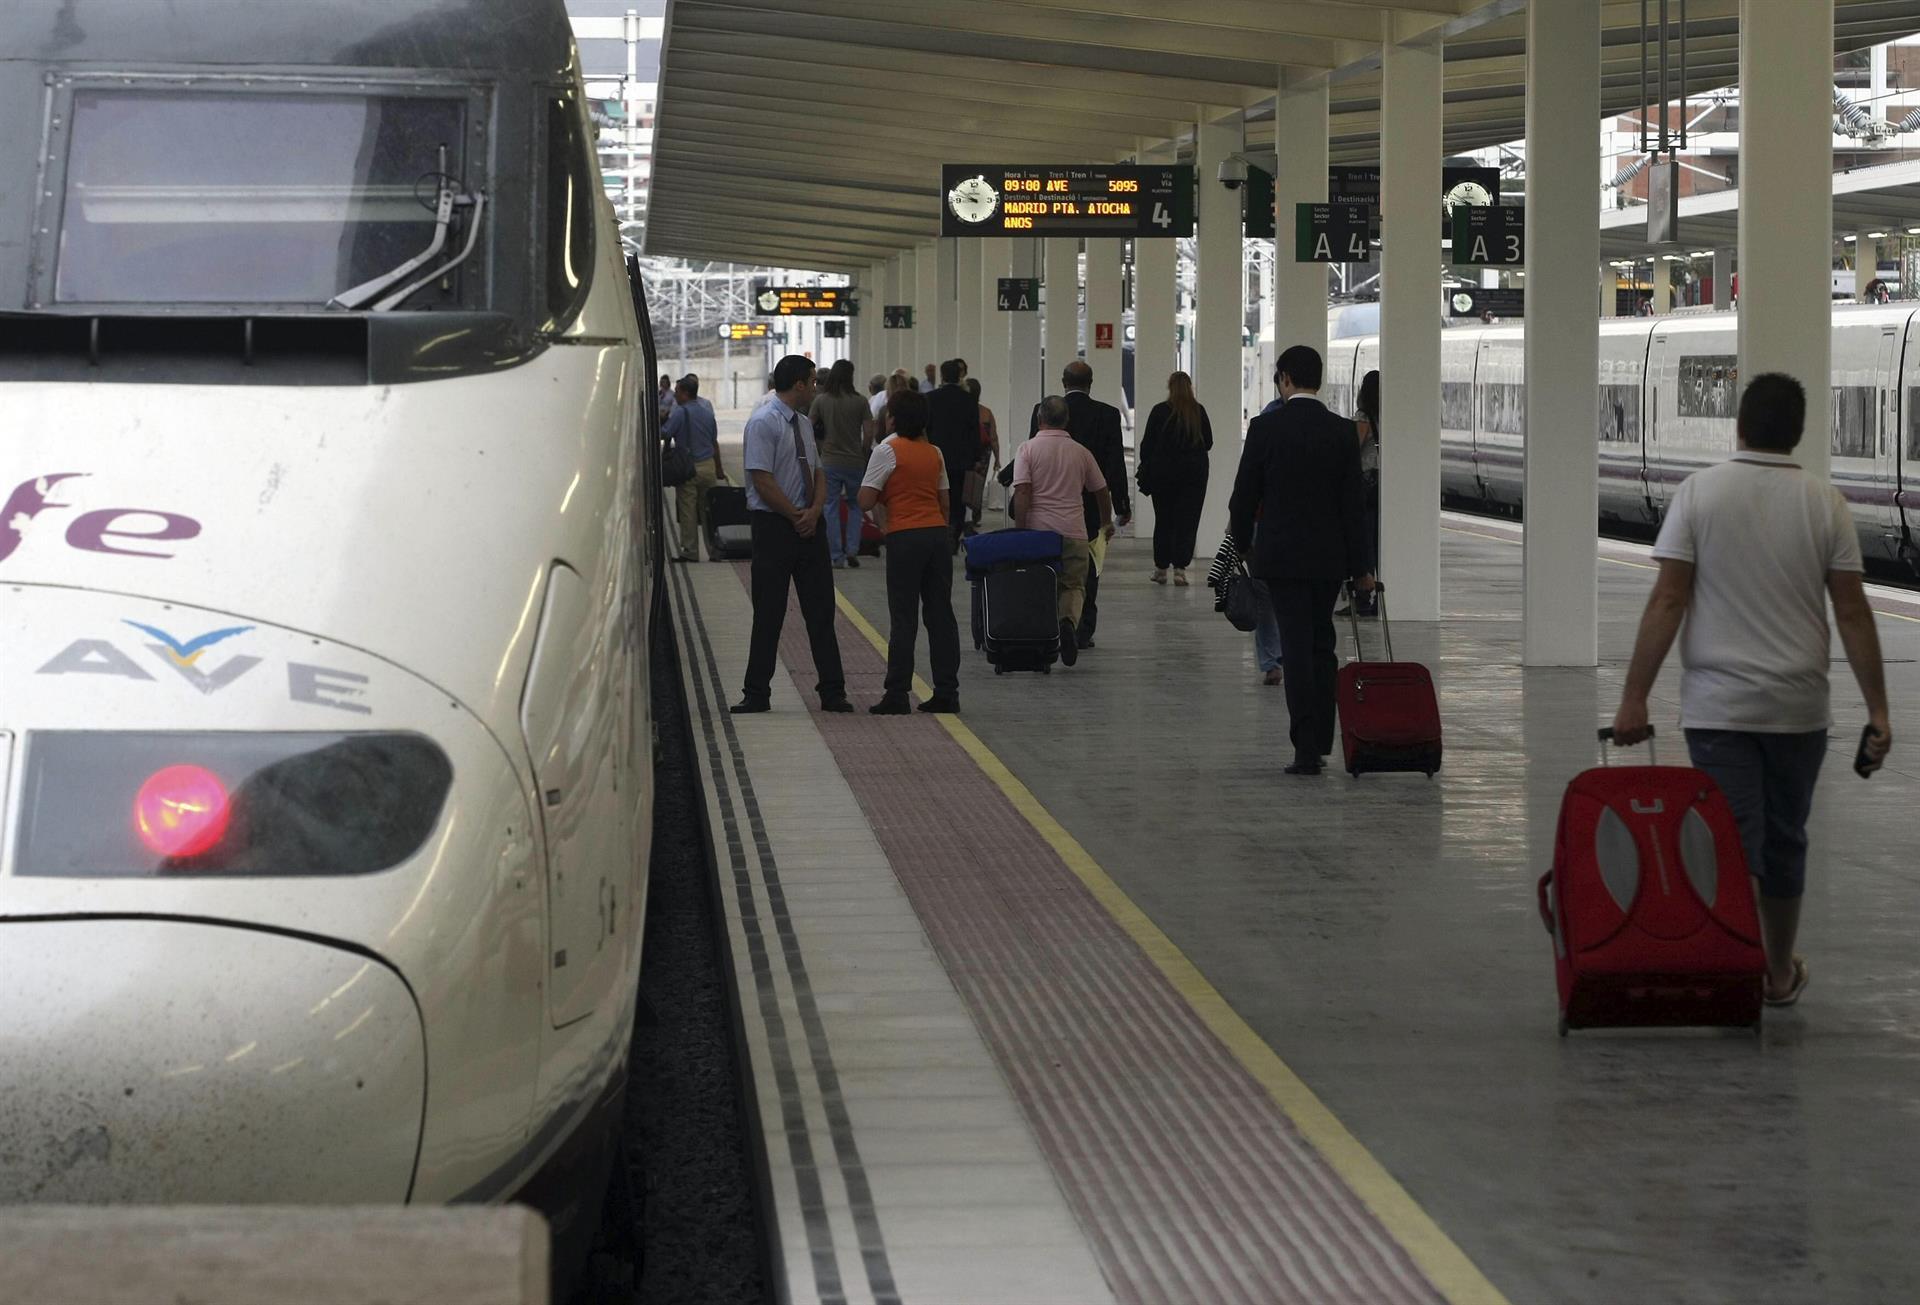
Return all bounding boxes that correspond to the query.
[859,388,961,715]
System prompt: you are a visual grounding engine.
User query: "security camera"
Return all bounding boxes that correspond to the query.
[1217,157,1249,190]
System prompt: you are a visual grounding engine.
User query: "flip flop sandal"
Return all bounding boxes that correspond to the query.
[1764,957,1811,1008]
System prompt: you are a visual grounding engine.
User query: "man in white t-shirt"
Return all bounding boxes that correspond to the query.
[1612,373,1892,1008]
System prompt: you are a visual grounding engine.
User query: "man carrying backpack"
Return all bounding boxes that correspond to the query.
[1611,373,1892,1007]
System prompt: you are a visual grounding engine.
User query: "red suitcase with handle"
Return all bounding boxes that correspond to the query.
[1538,729,1765,1035]
[1337,585,1442,777]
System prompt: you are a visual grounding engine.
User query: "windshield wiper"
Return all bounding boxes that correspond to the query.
[328,152,487,312]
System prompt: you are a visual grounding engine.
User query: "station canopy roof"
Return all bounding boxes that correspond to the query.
[1600,156,1920,261]
[645,0,1920,271]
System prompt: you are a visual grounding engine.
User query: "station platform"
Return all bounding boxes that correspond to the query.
[668,511,1920,1305]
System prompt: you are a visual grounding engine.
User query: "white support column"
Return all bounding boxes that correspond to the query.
[980,240,1014,458]
[1009,239,1044,455]
[1739,0,1834,481]
[1651,258,1671,315]
[1712,247,1735,309]
[1523,0,1600,667]
[956,239,985,377]
[1043,237,1080,393]
[1273,76,1330,362]
[935,237,960,367]
[1133,145,1178,544]
[913,241,938,384]
[890,252,912,372]
[1193,112,1245,557]
[1378,18,1443,621]
[1600,263,1618,318]
[1856,230,1878,300]
[1084,239,1126,416]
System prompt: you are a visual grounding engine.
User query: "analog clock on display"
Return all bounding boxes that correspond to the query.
[1443,180,1492,217]
[947,175,999,225]
[756,289,782,314]
[1452,292,1476,315]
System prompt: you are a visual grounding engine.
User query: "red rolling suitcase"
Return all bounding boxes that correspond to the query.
[1538,729,1765,1035]
[1337,585,1442,777]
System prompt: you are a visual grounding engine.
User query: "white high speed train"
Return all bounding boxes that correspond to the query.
[0,0,660,1267]
[1325,305,1920,578]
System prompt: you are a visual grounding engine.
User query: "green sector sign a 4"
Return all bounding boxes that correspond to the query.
[942,165,1194,238]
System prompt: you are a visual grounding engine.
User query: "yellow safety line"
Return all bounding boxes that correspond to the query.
[832,588,1511,1305]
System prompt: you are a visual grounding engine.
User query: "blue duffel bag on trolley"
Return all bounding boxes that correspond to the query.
[962,528,1062,579]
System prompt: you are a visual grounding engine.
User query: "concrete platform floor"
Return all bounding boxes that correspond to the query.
[823,517,1920,1305]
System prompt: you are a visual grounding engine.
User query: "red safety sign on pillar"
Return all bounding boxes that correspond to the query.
[1094,323,1114,349]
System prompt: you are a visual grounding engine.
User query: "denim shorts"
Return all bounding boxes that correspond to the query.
[1684,728,1829,900]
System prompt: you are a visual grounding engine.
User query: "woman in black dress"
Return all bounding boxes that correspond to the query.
[1135,371,1213,587]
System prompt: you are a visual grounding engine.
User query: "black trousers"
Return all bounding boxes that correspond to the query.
[882,526,960,698]
[1078,554,1100,642]
[1151,475,1208,570]
[1267,577,1343,763]
[945,454,973,550]
[742,510,846,703]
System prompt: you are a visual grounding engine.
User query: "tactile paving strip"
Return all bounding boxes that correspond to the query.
[760,573,1449,1305]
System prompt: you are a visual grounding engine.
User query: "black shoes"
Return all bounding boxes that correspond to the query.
[729,696,771,715]
[846,557,860,569]
[820,697,855,714]
[1075,635,1094,650]
[1283,759,1324,776]
[918,696,960,714]
[1058,619,1079,667]
[869,695,912,715]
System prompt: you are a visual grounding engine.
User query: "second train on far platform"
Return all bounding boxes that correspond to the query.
[1327,304,1920,579]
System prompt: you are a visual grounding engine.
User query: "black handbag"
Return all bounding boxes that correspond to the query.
[661,441,696,487]
[1222,564,1263,633]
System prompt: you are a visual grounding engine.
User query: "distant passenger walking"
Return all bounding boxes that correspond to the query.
[1611,373,1891,1007]
[733,355,853,716]
[808,360,872,570]
[1029,361,1130,649]
[927,359,982,551]
[1227,346,1375,775]
[1013,395,1113,669]
[963,377,1000,528]
[1338,370,1381,618]
[664,374,724,563]
[1136,371,1213,586]
[860,388,961,716]
[657,373,674,425]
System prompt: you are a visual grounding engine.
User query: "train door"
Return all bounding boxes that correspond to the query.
[1900,314,1920,574]
[1474,328,1526,511]
[1597,321,1655,527]
[1439,333,1479,502]
[1644,331,1676,517]
[1867,321,1903,562]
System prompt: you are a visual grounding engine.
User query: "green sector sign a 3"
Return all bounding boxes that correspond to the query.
[941,165,1194,238]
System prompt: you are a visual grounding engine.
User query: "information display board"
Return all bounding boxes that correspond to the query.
[1447,287,1525,318]
[941,164,1195,238]
[718,322,776,341]
[1248,165,1498,241]
[997,277,1040,311]
[823,321,847,339]
[1451,206,1524,266]
[883,305,915,329]
[752,284,852,316]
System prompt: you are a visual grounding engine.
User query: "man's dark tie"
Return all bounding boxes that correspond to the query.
[790,417,813,508]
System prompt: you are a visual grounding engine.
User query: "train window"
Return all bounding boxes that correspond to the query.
[543,95,597,327]
[52,89,474,308]
[1479,382,1525,436]
[1677,355,1738,418]
[1441,382,1474,430]
[1831,386,1875,459]
[1909,390,1920,461]
[1599,385,1641,443]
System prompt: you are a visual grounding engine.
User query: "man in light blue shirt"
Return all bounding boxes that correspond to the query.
[733,355,852,715]
[664,374,725,562]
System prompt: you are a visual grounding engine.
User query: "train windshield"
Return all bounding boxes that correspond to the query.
[51,87,483,310]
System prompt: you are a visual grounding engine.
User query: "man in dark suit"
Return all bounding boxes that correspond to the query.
[1228,345,1376,775]
[1029,360,1130,648]
[926,358,981,551]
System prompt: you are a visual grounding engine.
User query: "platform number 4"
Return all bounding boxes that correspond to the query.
[1151,202,1172,231]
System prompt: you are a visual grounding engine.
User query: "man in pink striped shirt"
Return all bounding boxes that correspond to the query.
[1013,394,1114,667]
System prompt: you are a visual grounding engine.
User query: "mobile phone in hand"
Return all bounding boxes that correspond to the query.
[1854,724,1883,779]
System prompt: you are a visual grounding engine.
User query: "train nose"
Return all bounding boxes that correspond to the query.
[0,920,424,1203]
